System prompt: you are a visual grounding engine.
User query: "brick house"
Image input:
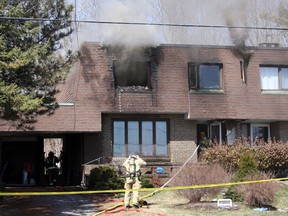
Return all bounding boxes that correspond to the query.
[1,42,288,186]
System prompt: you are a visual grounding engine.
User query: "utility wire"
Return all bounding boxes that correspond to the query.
[0,16,288,31]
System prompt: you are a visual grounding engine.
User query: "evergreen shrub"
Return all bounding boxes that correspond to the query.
[88,166,124,190]
[225,152,259,202]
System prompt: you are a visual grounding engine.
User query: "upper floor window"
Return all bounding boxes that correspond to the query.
[188,63,222,90]
[113,120,168,157]
[113,61,151,89]
[260,66,288,90]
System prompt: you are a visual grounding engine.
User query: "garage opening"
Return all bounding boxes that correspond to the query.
[1,138,41,186]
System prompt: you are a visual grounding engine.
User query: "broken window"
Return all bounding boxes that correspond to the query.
[260,65,288,90]
[113,120,168,157]
[240,60,247,84]
[251,124,270,143]
[188,63,222,90]
[113,60,151,89]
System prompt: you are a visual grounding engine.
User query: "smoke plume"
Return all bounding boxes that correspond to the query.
[99,0,159,47]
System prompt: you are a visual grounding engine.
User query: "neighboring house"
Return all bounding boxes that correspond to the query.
[0,42,288,186]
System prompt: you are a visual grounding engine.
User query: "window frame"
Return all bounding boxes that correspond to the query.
[113,60,152,89]
[209,122,226,144]
[188,63,223,90]
[112,119,169,157]
[260,65,288,91]
[250,124,270,143]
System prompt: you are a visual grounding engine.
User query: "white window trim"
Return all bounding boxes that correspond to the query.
[250,123,270,144]
[210,122,222,144]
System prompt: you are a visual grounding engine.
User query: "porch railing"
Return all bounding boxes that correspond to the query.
[81,157,102,186]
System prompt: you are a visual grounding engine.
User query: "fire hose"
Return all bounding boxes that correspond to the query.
[92,145,200,216]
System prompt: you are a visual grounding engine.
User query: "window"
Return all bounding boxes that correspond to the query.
[113,61,151,88]
[260,66,288,90]
[113,120,168,157]
[188,63,222,90]
[209,122,226,144]
[251,124,270,143]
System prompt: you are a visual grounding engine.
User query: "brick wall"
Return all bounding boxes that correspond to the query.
[83,133,103,163]
[169,115,197,164]
[279,122,288,142]
[101,113,197,164]
[1,43,288,148]
[2,43,288,132]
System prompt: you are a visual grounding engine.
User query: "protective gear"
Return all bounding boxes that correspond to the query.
[45,152,60,186]
[123,155,146,208]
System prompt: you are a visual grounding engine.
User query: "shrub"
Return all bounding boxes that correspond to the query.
[234,152,259,181]
[235,172,281,207]
[88,166,124,190]
[202,143,253,172]
[223,187,243,202]
[172,164,231,203]
[202,140,288,177]
[141,177,154,188]
[225,152,259,202]
[255,141,288,177]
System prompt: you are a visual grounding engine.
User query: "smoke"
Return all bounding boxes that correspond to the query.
[96,0,250,54]
[91,0,160,81]
[98,0,159,47]
[71,0,281,48]
[220,1,249,46]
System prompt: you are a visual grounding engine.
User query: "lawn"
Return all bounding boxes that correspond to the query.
[143,181,288,216]
[99,181,288,216]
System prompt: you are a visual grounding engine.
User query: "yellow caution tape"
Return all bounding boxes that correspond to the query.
[1,177,287,196]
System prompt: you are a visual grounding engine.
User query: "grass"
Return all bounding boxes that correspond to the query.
[136,182,288,216]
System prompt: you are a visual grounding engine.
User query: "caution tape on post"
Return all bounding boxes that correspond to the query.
[0,177,287,196]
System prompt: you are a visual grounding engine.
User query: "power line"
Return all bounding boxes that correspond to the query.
[0,16,288,31]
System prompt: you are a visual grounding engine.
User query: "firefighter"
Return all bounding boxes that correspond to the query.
[45,151,60,186]
[122,154,146,209]
[198,131,210,159]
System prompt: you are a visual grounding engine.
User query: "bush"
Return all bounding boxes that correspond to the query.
[235,172,281,207]
[234,152,259,181]
[255,141,288,177]
[202,140,288,177]
[141,177,154,188]
[225,152,259,202]
[172,164,231,203]
[202,143,253,172]
[88,166,124,190]
[223,187,243,202]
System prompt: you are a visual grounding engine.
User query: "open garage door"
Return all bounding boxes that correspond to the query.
[1,139,42,186]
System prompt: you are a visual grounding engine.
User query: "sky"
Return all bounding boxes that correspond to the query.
[67,0,287,50]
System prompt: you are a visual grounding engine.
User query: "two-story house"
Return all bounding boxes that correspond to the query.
[1,42,288,186]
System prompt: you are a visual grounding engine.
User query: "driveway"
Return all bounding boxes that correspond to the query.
[0,187,103,216]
